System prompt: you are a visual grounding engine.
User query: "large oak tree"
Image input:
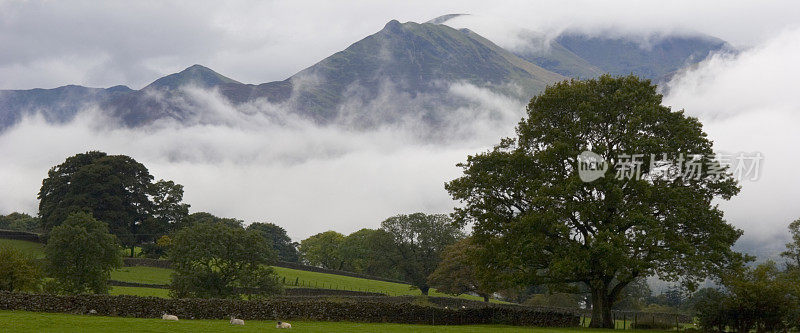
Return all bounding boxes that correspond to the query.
[446,75,746,328]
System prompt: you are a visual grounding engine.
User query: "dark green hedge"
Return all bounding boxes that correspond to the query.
[0,230,41,243]
[0,292,579,326]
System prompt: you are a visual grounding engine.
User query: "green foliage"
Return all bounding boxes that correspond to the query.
[37,151,189,255]
[380,213,465,295]
[0,212,41,232]
[613,278,652,311]
[428,238,497,302]
[247,222,299,262]
[44,212,123,294]
[524,293,582,309]
[0,247,41,292]
[339,228,401,279]
[178,212,242,230]
[168,222,282,299]
[299,231,346,270]
[782,218,800,270]
[446,75,746,328]
[693,261,800,332]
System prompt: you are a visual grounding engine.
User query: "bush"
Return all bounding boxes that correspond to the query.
[0,247,41,292]
[0,292,580,326]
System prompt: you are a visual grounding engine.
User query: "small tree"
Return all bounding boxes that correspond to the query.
[169,222,282,299]
[45,212,122,294]
[428,238,497,302]
[380,213,464,295]
[298,231,346,269]
[0,246,41,292]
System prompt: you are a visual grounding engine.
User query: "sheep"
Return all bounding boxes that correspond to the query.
[276,321,292,329]
[230,316,245,325]
[161,313,179,321]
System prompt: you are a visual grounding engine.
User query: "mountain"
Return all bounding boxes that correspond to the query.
[513,32,729,80]
[0,19,732,131]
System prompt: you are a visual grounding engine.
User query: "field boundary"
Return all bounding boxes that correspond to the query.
[0,292,580,327]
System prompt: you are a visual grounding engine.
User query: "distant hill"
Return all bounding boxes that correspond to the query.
[0,19,731,131]
[512,32,730,80]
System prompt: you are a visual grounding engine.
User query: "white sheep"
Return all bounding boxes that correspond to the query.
[162,313,179,321]
[276,321,292,329]
[230,316,245,325]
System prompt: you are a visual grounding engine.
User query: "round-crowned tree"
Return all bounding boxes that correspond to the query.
[446,75,747,328]
[169,222,282,299]
[45,211,122,294]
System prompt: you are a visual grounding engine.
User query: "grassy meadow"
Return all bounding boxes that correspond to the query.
[0,311,677,333]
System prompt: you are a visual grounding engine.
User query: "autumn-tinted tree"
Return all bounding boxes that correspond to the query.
[0,246,41,292]
[169,222,282,299]
[428,238,497,302]
[380,213,464,295]
[446,75,746,328]
[45,212,122,294]
[298,231,345,269]
[247,222,299,262]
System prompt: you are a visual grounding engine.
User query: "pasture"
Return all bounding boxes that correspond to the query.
[0,311,674,332]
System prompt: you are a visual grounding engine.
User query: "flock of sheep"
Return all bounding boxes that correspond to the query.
[161,313,291,328]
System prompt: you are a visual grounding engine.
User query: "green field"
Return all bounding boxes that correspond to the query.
[0,238,45,258]
[0,311,674,332]
[4,239,491,302]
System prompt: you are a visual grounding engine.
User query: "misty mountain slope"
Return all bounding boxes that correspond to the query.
[285,20,566,123]
[553,33,730,79]
[144,64,242,90]
[0,85,133,130]
[511,35,606,79]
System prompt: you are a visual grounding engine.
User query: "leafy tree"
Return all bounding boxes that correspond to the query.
[446,75,747,328]
[339,228,402,279]
[247,222,299,262]
[44,212,122,294]
[0,246,41,292]
[428,238,498,302]
[169,222,282,299]
[179,212,243,230]
[695,262,799,332]
[613,278,651,310]
[298,231,345,269]
[380,213,465,295]
[38,151,188,256]
[142,180,190,238]
[782,218,800,270]
[0,212,41,232]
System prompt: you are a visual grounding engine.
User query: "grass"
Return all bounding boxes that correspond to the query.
[0,311,676,332]
[108,266,492,302]
[3,239,492,302]
[109,286,170,298]
[0,238,45,258]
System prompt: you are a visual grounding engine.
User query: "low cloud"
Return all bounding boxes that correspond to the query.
[0,82,523,240]
[664,27,800,258]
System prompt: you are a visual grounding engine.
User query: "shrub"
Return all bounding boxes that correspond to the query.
[0,247,41,292]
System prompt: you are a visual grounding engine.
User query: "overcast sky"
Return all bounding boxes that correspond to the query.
[1,0,799,258]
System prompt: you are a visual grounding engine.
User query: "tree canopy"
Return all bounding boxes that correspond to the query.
[446,75,746,328]
[428,238,497,302]
[44,212,122,294]
[38,151,189,255]
[298,231,345,270]
[247,222,299,262]
[169,222,281,299]
[379,213,464,295]
[782,218,800,270]
[0,246,41,292]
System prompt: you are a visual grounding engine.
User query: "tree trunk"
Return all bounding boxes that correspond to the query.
[588,287,615,328]
[419,286,429,295]
[130,245,135,257]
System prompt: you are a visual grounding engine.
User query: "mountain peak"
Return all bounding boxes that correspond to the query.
[144,64,241,90]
